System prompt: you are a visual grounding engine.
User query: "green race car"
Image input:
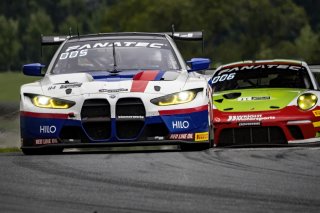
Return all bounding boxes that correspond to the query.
[209,59,320,146]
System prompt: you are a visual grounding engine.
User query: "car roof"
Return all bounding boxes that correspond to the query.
[218,59,304,70]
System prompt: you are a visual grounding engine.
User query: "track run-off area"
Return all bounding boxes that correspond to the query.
[1,146,320,213]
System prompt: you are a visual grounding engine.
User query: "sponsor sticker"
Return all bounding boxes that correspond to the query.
[313,110,320,117]
[60,83,82,89]
[34,138,58,145]
[195,132,209,142]
[117,115,144,119]
[313,121,320,128]
[238,122,261,127]
[99,88,128,93]
[169,133,194,140]
[227,114,275,122]
[237,96,270,101]
[217,65,302,75]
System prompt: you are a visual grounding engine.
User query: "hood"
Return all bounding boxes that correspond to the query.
[39,70,186,97]
[213,88,306,112]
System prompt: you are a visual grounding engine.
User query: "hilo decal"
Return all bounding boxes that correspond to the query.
[40,125,57,134]
[172,121,190,129]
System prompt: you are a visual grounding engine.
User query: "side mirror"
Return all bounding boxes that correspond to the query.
[187,58,211,72]
[23,63,45,76]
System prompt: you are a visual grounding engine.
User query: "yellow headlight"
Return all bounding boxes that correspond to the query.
[297,93,317,110]
[32,96,74,109]
[151,89,201,106]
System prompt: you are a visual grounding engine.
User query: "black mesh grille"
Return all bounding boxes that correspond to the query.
[218,127,287,146]
[81,99,111,140]
[139,123,169,140]
[59,126,89,142]
[116,98,145,139]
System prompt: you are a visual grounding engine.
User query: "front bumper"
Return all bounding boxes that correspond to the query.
[20,105,210,148]
[213,106,320,146]
[20,140,210,150]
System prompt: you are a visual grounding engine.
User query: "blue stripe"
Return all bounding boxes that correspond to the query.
[154,70,165,80]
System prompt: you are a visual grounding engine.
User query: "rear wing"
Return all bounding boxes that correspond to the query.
[41,31,204,45]
[41,35,70,46]
[164,31,203,41]
[309,64,320,72]
[308,64,320,86]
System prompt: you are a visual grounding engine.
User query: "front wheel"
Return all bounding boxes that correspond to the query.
[180,143,210,151]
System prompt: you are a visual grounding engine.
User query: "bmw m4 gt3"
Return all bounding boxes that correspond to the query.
[20,32,212,154]
[209,59,320,147]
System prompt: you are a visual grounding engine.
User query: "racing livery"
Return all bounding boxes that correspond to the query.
[209,59,320,146]
[20,32,212,154]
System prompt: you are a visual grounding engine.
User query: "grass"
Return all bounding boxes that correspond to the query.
[0,147,21,153]
[0,72,40,102]
[0,72,37,150]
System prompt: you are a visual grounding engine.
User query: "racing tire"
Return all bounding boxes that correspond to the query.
[180,143,210,151]
[21,148,64,155]
[209,124,214,148]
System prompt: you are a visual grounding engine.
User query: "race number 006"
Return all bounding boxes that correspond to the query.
[211,73,235,84]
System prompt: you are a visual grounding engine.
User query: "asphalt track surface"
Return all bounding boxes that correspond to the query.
[1,146,320,213]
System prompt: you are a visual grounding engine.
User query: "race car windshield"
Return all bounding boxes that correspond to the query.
[211,65,313,92]
[51,39,180,74]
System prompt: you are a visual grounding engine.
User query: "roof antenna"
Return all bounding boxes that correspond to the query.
[202,30,204,54]
[40,34,43,58]
[69,27,72,36]
[171,24,175,38]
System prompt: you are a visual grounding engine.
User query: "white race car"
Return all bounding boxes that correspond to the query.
[20,32,212,154]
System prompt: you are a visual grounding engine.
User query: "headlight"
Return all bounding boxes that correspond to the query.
[297,93,317,110]
[27,94,75,109]
[151,89,202,106]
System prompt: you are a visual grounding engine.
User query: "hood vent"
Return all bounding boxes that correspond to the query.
[214,99,224,103]
[223,92,241,99]
[270,106,280,109]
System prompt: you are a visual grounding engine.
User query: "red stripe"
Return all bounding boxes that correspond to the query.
[133,70,159,80]
[159,105,208,115]
[131,70,159,92]
[21,111,69,119]
[130,81,149,92]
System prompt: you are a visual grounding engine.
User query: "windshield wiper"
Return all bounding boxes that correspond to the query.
[110,42,120,75]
